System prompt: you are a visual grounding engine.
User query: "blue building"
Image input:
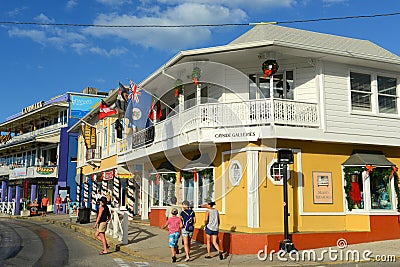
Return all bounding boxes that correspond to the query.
[0,88,105,214]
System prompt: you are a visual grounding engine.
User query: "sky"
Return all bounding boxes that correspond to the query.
[1,0,400,121]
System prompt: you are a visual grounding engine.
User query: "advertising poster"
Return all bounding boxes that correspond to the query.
[312,171,333,204]
[69,202,79,218]
[70,95,102,118]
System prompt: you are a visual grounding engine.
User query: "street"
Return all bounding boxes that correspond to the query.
[0,218,157,267]
[1,217,399,267]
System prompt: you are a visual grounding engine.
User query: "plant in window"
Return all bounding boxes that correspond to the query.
[192,67,201,85]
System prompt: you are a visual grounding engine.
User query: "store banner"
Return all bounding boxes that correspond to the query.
[102,170,115,181]
[13,167,27,177]
[34,166,57,178]
[82,124,97,149]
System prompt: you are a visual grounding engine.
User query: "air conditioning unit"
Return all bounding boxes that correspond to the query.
[82,87,98,95]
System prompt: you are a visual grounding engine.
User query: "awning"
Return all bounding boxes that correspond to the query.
[116,165,134,179]
[152,161,176,174]
[342,152,395,167]
[182,154,214,171]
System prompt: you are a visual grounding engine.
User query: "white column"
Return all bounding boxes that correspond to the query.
[141,175,149,220]
[247,150,259,228]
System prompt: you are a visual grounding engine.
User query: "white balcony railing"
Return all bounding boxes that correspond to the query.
[0,122,66,148]
[118,98,319,153]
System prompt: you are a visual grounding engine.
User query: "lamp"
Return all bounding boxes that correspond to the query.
[277,148,296,253]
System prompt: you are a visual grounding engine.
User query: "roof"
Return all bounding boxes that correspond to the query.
[229,24,400,63]
[342,153,394,167]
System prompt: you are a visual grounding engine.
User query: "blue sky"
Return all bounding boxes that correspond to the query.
[1,0,400,121]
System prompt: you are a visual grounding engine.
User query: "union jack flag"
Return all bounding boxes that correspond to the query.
[129,80,141,104]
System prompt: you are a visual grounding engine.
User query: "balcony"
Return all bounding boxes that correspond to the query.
[0,122,66,149]
[118,98,319,155]
[86,146,102,168]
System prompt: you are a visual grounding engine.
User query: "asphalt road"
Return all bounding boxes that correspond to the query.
[0,218,157,267]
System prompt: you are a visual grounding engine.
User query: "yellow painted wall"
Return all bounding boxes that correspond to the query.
[214,139,400,234]
[345,214,370,231]
[220,151,248,232]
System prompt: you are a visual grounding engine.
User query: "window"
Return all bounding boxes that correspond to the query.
[249,71,294,100]
[110,122,116,154]
[181,168,215,208]
[59,110,68,124]
[378,76,397,114]
[346,167,396,211]
[267,159,290,185]
[350,72,398,114]
[350,72,372,111]
[198,170,214,205]
[229,160,242,186]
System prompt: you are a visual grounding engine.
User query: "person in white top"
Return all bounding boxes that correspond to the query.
[204,201,224,260]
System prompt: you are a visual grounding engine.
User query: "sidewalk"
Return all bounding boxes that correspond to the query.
[12,213,400,266]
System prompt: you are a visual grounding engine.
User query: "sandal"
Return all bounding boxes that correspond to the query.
[205,255,212,259]
[185,257,190,262]
[99,251,109,255]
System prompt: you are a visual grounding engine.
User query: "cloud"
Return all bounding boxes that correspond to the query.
[84,3,247,51]
[66,0,78,9]
[88,46,129,57]
[322,0,348,6]
[155,0,296,10]
[34,13,55,24]
[6,6,28,17]
[96,0,132,6]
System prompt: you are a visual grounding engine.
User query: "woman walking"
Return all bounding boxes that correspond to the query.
[93,196,111,255]
[204,201,223,260]
[180,200,196,261]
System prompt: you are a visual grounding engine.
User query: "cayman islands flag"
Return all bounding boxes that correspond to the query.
[125,80,153,130]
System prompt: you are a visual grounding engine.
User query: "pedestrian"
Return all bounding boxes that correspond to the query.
[55,194,62,215]
[94,190,103,213]
[41,194,49,217]
[106,190,112,206]
[180,200,196,262]
[64,194,71,213]
[93,196,111,255]
[161,208,182,263]
[165,196,182,254]
[204,201,224,260]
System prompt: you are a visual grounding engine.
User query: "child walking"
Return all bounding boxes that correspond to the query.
[161,208,182,262]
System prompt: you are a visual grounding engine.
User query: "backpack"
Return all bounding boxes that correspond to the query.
[182,210,194,232]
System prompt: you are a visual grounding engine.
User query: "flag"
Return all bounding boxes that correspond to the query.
[116,82,129,111]
[82,124,96,149]
[125,80,153,130]
[115,119,123,139]
[148,100,162,121]
[98,100,117,120]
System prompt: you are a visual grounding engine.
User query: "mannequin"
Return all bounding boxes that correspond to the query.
[350,174,362,208]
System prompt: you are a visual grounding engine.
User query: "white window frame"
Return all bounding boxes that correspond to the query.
[110,122,116,155]
[349,70,399,116]
[267,159,290,185]
[102,126,108,157]
[229,160,243,186]
[345,169,398,214]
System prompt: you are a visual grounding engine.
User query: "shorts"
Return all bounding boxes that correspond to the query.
[42,206,47,213]
[168,232,180,248]
[205,226,218,236]
[181,229,193,238]
[97,222,107,233]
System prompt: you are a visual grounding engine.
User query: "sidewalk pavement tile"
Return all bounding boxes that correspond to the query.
[8,213,400,266]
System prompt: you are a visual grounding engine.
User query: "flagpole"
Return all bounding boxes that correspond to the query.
[79,118,96,128]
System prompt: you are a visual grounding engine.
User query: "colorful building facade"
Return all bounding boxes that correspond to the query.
[0,88,104,213]
[116,25,400,254]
